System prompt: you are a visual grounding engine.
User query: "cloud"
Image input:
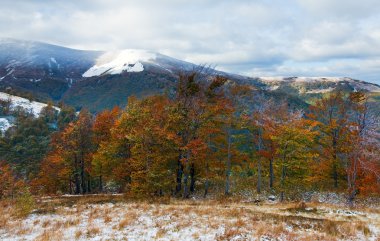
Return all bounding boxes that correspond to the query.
[0,0,379,84]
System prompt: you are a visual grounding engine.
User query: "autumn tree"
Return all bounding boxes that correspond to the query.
[271,111,318,201]
[247,99,289,193]
[38,109,94,194]
[118,96,179,196]
[174,72,229,198]
[92,107,119,192]
[308,92,350,190]
[0,160,22,199]
[345,92,380,205]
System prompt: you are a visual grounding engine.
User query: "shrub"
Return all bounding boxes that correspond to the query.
[15,188,35,217]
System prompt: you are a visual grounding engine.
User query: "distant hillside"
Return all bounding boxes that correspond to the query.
[1,39,379,112]
[256,76,380,104]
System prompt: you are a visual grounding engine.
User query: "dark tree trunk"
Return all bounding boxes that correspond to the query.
[183,152,190,198]
[87,175,91,193]
[204,180,209,198]
[183,172,189,198]
[257,158,262,194]
[74,173,80,195]
[175,153,183,195]
[74,155,80,194]
[99,175,103,193]
[332,135,338,189]
[280,158,286,202]
[333,160,338,188]
[190,163,195,193]
[225,130,232,196]
[80,159,86,194]
[269,157,274,189]
[257,130,263,194]
[69,179,73,194]
[204,160,210,198]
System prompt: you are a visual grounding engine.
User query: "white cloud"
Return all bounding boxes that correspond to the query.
[0,0,379,84]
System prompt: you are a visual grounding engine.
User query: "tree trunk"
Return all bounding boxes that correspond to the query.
[347,153,359,207]
[74,172,80,195]
[74,155,80,194]
[257,129,263,193]
[80,159,86,194]
[333,160,338,188]
[183,151,190,198]
[183,172,189,198]
[87,175,91,193]
[225,130,232,196]
[69,179,73,194]
[190,163,195,193]
[99,175,103,193]
[257,158,262,194]
[332,135,338,189]
[175,153,183,195]
[204,160,210,198]
[280,158,286,202]
[204,179,209,198]
[269,157,274,189]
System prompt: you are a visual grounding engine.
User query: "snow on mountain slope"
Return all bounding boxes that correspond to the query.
[306,87,336,94]
[260,77,352,83]
[82,49,156,77]
[0,38,99,83]
[0,92,60,117]
[258,77,380,93]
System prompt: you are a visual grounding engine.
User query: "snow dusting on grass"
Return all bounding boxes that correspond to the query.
[0,196,379,240]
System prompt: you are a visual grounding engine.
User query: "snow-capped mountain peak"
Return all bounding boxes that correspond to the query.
[82,49,157,77]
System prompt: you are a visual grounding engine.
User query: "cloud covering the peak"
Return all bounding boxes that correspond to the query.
[1,0,380,84]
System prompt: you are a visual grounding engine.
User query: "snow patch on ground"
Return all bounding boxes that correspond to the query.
[259,77,347,83]
[0,117,13,133]
[266,85,279,91]
[0,92,60,117]
[352,81,380,92]
[82,49,156,77]
[306,87,335,94]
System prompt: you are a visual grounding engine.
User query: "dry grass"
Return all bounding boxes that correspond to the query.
[35,229,63,241]
[155,227,167,239]
[216,226,244,240]
[41,220,51,228]
[103,215,112,223]
[64,218,80,227]
[86,226,100,238]
[118,211,138,230]
[0,195,379,240]
[74,230,82,239]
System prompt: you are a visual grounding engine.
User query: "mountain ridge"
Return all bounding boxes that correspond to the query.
[0,38,379,111]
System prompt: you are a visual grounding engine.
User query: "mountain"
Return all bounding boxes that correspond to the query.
[256,76,380,104]
[0,38,379,112]
[0,38,99,100]
[61,49,202,110]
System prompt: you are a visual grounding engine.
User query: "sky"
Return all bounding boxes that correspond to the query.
[1,0,380,84]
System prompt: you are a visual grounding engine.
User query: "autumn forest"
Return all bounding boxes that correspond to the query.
[1,72,379,206]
